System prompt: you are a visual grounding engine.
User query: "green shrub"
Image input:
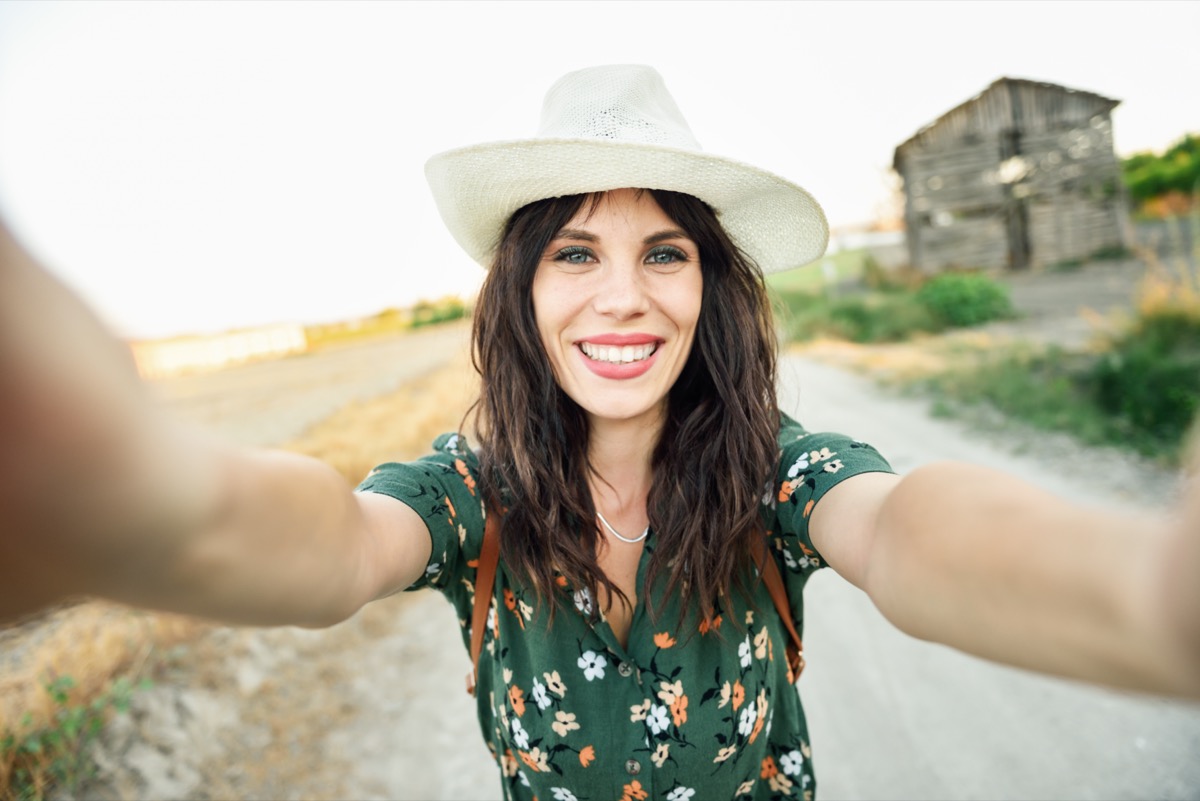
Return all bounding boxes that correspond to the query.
[784,291,939,343]
[916,272,1013,328]
[1089,309,1200,446]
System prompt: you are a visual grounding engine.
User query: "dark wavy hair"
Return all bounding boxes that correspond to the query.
[469,189,779,625]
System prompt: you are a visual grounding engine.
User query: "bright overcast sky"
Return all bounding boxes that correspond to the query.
[0,0,1196,339]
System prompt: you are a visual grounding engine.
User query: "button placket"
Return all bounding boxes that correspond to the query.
[624,758,642,776]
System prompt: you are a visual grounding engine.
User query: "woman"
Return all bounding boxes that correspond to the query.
[1,65,1197,800]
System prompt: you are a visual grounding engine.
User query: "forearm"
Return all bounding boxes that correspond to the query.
[0,223,379,626]
[864,462,1198,698]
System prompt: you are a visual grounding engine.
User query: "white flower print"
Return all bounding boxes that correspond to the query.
[573,588,593,616]
[745,610,754,626]
[823,459,844,474]
[646,704,670,735]
[518,771,530,787]
[510,717,529,750]
[651,742,670,768]
[551,790,578,801]
[782,548,799,570]
[457,523,467,545]
[738,703,758,737]
[551,710,580,737]
[518,599,534,621]
[717,681,731,709]
[503,667,513,684]
[630,698,651,722]
[735,780,754,796]
[577,650,607,681]
[787,453,809,477]
[738,635,752,668]
[425,562,442,577]
[531,678,552,710]
[667,788,695,801]
[810,447,834,463]
[780,749,804,776]
[754,626,769,660]
[544,670,567,697]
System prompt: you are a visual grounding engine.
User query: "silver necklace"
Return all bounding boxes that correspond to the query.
[596,510,649,544]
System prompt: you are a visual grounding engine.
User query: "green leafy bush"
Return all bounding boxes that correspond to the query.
[1089,309,1200,446]
[782,290,939,343]
[916,272,1013,328]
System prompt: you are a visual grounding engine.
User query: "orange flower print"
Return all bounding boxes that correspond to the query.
[749,691,768,744]
[732,680,745,711]
[501,748,518,777]
[778,479,800,503]
[653,631,676,649]
[578,745,596,767]
[503,588,525,629]
[621,780,649,801]
[768,772,795,794]
[803,499,815,519]
[519,747,549,772]
[761,756,779,779]
[670,694,688,727]
[508,685,526,717]
[698,614,723,635]
[454,459,477,495]
[445,495,456,518]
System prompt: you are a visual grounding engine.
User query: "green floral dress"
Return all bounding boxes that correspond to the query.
[356,414,892,801]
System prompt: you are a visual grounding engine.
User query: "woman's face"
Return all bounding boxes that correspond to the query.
[532,188,703,431]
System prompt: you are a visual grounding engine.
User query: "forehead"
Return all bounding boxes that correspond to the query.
[560,188,680,233]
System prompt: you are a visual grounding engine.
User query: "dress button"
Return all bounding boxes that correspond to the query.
[618,662,634,677]
[625,759,642,776]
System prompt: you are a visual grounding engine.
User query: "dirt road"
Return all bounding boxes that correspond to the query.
[75,292,1200,800]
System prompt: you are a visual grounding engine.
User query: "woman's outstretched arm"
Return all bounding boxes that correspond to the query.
[0,222,431,626]
[810,462,1200,699]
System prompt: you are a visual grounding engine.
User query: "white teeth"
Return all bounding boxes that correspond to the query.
[580,341,658,364]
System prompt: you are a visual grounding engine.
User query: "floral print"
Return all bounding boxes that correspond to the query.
[356,414,892,800]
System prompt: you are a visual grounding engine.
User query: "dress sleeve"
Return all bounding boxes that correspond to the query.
[768,414,894,579]
[354,432,485,594]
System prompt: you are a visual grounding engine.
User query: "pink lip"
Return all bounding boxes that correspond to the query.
[576,332,661,346]
[578,346,661,380]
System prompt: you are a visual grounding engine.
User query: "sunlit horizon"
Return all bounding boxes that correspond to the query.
[0,1,1196,339]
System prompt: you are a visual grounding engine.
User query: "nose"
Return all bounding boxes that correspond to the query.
[592,260,650,320]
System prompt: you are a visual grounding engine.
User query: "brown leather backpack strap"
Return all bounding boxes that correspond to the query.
[757,537,806,683]
[466,507,501,696]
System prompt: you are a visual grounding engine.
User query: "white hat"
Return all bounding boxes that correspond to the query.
[424,64,828,274]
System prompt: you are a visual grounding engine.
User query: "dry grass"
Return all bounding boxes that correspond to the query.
[1,348,479,796]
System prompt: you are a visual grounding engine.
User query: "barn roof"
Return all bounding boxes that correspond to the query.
[893,77,1120,170]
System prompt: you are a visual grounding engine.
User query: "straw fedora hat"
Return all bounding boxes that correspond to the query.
[424,64,828,275]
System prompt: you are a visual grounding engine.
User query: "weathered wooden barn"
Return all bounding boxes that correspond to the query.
[894,77,1128,272]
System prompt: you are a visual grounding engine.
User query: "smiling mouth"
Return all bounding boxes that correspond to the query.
[579,342,659,364]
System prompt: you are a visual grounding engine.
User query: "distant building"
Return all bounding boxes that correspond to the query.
[894,77,1128,272]
[129,323,308,379]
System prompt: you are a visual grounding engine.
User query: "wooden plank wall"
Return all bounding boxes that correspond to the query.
[897,79,1126,273]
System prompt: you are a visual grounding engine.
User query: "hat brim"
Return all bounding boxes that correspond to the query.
[424,138,828,275]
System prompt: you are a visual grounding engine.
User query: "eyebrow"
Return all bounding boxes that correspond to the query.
[550,228,693,245]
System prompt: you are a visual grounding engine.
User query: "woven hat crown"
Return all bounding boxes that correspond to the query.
[538,65,701,150]
[425,64,828,273]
